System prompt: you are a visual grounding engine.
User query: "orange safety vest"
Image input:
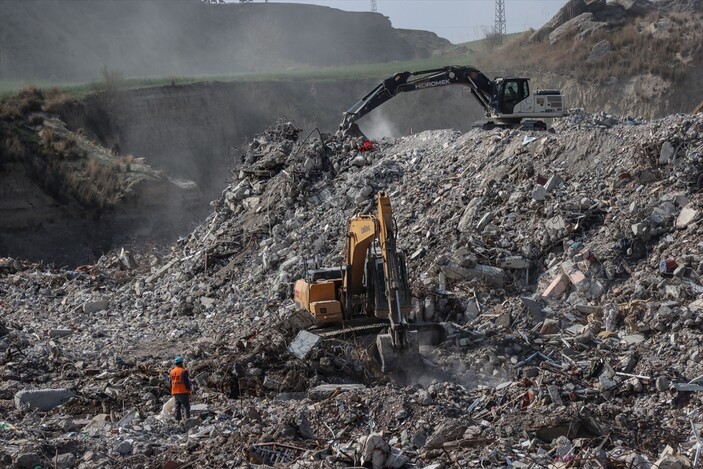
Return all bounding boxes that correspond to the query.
[170,367,189,395]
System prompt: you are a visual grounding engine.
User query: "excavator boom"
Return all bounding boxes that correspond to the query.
[341,66,492,135]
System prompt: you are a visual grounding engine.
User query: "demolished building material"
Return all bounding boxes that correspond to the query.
[1,111,703,467]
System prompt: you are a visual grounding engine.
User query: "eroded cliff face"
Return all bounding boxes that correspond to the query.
[0,90,201,266]
[3,79,486,265]
[545,66,703,119]
[0,166,199,266]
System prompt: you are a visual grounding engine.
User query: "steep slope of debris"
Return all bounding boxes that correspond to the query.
[1,110,702,468]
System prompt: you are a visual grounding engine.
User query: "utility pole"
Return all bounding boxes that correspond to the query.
[371,0,377,13]
[494,0,506,41]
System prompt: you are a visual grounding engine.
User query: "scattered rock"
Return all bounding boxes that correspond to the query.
[587,39,612,62]
[14,388,76,412]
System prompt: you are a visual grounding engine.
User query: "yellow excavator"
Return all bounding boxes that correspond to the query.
[293,192,417,371]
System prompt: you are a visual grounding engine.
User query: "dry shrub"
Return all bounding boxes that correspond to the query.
[118,154,135,172]
[28,114,44,125]
[15,86,44,114]
[43,88,73,114]
[65,158,124,208]
[0,98,23,120]
[0,86,45,120]
[1,136,26,161]
[86,158,100,178]
[40,127,55,144]
[53,137,75,154]
[98,66,125,95]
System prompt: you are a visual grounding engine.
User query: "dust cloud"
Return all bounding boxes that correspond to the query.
[362,109,403,140]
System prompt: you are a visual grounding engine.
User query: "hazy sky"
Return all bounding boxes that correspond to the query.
[268,0,566,43]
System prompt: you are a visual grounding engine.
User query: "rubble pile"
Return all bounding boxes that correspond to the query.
[1,110,703,467]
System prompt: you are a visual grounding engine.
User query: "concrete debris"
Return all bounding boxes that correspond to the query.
[309,384,366,400]
[1,113,703,467]
[14,388,76,412]
[288,330,322,359]
[587,39,612,62]
[677,205,700,228]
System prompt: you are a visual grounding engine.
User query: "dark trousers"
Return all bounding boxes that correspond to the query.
[229,375,240,399]
[174,393,190,421]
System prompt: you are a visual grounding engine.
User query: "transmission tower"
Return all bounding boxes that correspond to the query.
[494,0,506,39]
[371,0,377,12]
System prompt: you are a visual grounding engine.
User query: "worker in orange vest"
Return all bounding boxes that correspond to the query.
[169,356,192,421]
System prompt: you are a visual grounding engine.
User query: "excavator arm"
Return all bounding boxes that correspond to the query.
[376,192,409,350]
[342,215,377,320]
[340,66,493,135]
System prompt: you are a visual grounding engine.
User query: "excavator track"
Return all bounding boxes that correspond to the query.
[309,321,388,339]
[309,320,446,343]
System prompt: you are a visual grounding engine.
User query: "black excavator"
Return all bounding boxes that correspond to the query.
[339,65,567,136]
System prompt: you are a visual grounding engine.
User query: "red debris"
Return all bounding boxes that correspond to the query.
[358,140,374,152]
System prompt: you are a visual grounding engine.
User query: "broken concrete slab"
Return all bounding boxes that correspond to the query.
[660,141,675,165]
[83,299,109,314]
[676,206,699,228]
[673,383,703,392]
[499,256,530,269]
[14,388,76,412]
[49,328,73,338]
[190,403,209,415]
[544,174,564,192]
[544,215,568,235]
[531,185,547,201]
[457,197,482,233]
[440,262,505,287]
[288,330,322,359]
[622,334,645,344]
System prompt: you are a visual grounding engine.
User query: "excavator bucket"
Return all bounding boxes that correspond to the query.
[375,330,421,373]
[342,123,368,140]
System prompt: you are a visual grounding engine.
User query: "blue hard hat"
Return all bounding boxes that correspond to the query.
[175,356,184,364]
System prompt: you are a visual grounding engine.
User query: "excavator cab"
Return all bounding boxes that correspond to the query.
[493,78,530,114]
